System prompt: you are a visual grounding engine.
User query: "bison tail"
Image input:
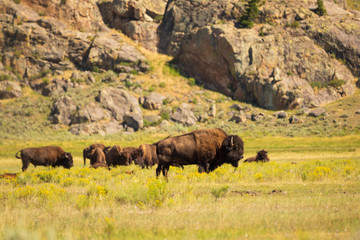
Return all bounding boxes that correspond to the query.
[15,150,21,159]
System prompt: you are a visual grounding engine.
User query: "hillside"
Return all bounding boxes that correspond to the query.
[0,0,359,139]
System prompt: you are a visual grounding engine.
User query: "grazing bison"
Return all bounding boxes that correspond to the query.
[15,146,73,172]
[156,128,244,178]
[106,145,130,167]
[121,147,144,167]
[139,144,158,168]
[243,150,269,163]
[83,143,106,166]
[89,147,107,168]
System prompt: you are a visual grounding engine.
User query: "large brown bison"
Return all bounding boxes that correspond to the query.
[121,147,144,167]
[15,146,73,172]
[243,150,269,163]
[83,143,106,166]
[88,147,108,168]
[156,128,244,178]
[106,145,130,167]
[139,144,158,168]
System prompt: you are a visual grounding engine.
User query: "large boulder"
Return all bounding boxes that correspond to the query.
[171,103,197,126]
[86,32,150,73]
[49,96,77,125]
[0,81,22,99]
[96,87,142,122]
[70,103,111,124]
[98,0,167,51]
[143,93,165,110]
[124,112,143,131]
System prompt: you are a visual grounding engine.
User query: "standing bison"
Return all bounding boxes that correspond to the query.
[106,145,130,167]
[15,146,73,172]
[156,128,244,178]
[243,150,269,163]
[83,143,106,166]
[139,144,158,168]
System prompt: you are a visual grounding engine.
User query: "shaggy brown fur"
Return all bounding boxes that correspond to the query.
[90,162,108,169]
[106,145,124,167]
[89,148,107,168]
[244,150,269,163]
[139,144,158,168]
[0,173,18,179]
[83,143,106,166]
[156,128,244,178]
[15,146,73,172]
[121,147,143,167]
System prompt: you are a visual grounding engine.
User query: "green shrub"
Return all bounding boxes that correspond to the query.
[0,74,13,81]
[92,66,100,73]
[328,79,346,88]
[148,84,156,92]
[315,0,327,16]
[160,112,170,120]
[159,82,166,88]
[13,0,21,4]
[154,15,163,23]
[310,81,327,89]
[163,61,181,77]
[211,185,229,200]
[42,78,50,85]
[187,77,196,86]
[289,21,300,28]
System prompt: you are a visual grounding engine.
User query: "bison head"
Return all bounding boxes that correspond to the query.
[257,150,269,162]
[60,152,73,169]
[221,135,244,168]
[132,148,144,167]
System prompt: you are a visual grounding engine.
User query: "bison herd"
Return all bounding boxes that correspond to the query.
[13,128,270,178]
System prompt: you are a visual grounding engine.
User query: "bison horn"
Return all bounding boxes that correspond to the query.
[230,136,234,147]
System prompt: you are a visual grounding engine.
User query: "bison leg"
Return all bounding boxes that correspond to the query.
[156,164,162,178]
[162,164,170,179]
[21,159,30,172]
[198,163,210,173]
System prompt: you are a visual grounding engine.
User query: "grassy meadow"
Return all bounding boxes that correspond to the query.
[0,134,360,240]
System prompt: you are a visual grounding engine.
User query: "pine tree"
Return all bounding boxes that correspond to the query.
[315,0,327,16]
[240,0,261,28]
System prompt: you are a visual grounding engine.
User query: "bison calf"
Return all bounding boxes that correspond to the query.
[243,150,269,163]
[15,146,73,172]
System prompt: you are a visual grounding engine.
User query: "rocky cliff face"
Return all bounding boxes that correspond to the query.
[157,0,359,109]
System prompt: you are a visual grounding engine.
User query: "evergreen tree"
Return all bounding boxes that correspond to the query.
[240,0,261,28]
[315,0,327,16]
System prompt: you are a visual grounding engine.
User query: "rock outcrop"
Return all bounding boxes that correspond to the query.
[0,0,149,87]
[96,87,142,122]
[0,81,22,99]
[157,0,358,110]
[98,0,167,51]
